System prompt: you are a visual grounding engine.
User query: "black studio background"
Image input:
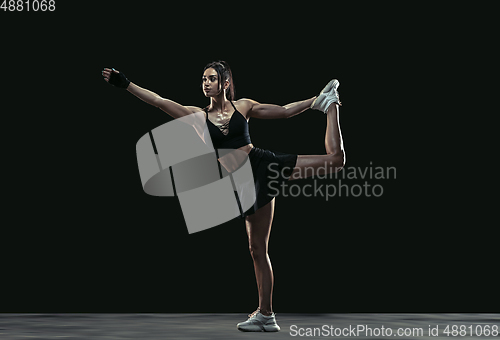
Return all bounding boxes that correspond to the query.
[1,3,494,312]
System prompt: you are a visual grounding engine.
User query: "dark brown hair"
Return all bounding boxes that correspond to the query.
[203,60,235,101]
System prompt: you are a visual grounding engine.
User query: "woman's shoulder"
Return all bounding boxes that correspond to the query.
[234,98,257,117]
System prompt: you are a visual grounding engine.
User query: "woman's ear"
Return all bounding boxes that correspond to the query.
[224,80,230,90]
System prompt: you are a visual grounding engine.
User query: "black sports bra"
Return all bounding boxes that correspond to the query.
[204,101,252,149]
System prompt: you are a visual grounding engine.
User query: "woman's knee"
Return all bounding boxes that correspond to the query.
[249,242,267,260]
[326,152,345,172]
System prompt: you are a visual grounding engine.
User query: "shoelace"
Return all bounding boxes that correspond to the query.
[248,307,260,318]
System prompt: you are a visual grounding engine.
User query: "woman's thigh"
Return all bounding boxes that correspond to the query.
[289,153,343,180]
[245,198,275,250]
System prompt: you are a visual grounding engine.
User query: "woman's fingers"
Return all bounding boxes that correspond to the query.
[102,67,120,82]
[102,68,112,81]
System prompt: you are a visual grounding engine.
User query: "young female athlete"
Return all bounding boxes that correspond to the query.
[102,61,345,332]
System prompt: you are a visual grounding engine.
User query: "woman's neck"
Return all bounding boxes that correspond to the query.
[209,93,230,112]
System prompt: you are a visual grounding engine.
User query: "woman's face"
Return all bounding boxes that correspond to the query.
[202,68,226,97]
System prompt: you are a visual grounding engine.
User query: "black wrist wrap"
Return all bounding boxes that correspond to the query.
[109,69,130,89]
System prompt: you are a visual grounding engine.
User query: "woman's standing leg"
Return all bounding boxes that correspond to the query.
[245,198,275,316]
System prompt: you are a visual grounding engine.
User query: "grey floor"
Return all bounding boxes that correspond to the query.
[0,313,498,339]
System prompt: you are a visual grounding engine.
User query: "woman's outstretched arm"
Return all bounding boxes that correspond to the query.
[102,68,200,118]
[241,97,316,119]
[127,82,198,118]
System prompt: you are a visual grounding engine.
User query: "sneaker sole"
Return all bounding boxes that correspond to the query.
[263,325,281,332]
[311,79,340,109]
[322,79,339,94]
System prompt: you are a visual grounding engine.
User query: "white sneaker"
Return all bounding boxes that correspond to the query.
[310,79,341,113]
[236,310,281,332]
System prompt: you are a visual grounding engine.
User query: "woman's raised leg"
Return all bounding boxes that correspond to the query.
[289,103,345,180]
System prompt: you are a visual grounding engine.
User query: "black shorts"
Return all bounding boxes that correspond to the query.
[243,147,298,216]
